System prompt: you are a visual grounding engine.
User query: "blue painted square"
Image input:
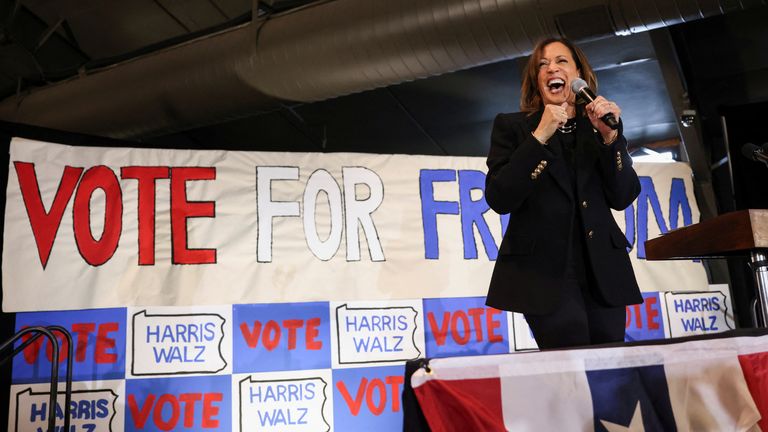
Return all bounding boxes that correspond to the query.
[13,308,126,383]
[333,365,405,432]
[422,297,509,358]
[125,375,231,431]
[233,302,331,373]
[625,292,666,342]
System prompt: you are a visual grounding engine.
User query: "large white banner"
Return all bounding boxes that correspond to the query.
[3,138,706,312]
[5,138,723,432]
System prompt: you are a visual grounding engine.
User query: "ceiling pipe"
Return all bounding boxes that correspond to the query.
[0,0,756,139]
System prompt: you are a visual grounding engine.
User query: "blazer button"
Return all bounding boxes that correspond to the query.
[581,200,588,208]
[530,173,538,180]
[540,160,548,167]
[587,230,594,239]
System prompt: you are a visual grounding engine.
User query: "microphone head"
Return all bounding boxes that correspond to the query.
[741,143,759,160]
[571,78,588,93]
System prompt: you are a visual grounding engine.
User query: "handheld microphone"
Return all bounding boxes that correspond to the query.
[570,78,619,130]
[741,143,768,163]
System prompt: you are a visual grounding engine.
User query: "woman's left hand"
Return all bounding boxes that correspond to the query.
[586,96,621,145]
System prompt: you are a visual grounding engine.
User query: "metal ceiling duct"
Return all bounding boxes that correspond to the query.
[0,0,756,139]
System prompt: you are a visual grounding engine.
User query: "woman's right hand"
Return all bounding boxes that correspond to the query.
[532,102,569,144]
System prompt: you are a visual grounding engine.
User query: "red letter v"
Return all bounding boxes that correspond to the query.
[14,162,83,268]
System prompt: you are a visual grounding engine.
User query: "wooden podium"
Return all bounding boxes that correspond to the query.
[645,209,768,326]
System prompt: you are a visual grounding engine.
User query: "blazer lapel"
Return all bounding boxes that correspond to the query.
[525,111,573,201]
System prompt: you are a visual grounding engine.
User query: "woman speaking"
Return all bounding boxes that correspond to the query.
[484,38,642,349]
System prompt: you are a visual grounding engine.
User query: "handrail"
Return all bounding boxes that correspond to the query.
[0,325,74,432]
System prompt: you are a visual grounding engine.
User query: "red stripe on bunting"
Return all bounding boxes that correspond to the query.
[413,377,505,432]
[739,352,768,431]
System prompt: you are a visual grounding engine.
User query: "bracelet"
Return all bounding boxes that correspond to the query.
[604,131,619,145]
[532,132,548,146]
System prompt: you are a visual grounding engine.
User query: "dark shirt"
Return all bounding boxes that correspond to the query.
[555,119,590,285]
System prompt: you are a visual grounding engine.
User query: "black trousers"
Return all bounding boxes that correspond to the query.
[524,274,626,350]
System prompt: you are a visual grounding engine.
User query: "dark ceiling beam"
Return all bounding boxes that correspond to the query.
[34,18,63,52]
[0,4,90,96]
[207,0,231,20]
[152,0,191,33]
[278,103,326,151]
[386,88,447,155]
[60,20,84,53]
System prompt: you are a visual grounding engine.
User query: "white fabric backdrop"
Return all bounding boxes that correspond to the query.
[3,138,707,312]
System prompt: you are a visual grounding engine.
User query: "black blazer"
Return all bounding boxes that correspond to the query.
[484,110,643,315]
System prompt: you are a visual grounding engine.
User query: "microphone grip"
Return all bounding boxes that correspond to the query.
[601,113,620,130]
[578,87,620,130]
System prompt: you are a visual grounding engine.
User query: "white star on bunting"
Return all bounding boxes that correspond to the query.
[600,402,645,432]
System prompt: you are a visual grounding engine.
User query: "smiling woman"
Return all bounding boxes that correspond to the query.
[483,38,643,350]
[537,46,578,107]
[521,40,597,114]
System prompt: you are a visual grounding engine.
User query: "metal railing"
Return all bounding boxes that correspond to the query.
[0,325,73,432]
